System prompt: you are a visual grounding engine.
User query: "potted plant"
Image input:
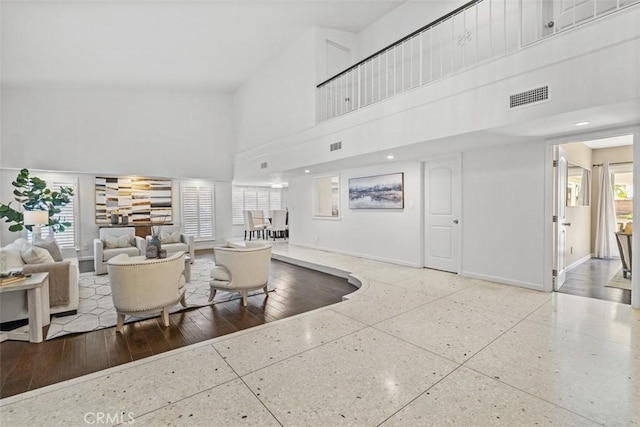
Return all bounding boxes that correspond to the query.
[0,168,74,233]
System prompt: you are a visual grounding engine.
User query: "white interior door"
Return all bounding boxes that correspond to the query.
[424,154,461,273]
[554,146,568,289]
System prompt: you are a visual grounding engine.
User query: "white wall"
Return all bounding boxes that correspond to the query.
[233,28,317,153]
[1,87,234,180]
[462,142,547,290]
[289,161,422,266]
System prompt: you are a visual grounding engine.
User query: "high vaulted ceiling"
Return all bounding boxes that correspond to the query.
[1,0,406,91]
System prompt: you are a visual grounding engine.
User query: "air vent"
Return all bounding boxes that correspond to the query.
[260,162,268,169]
[330,141,342,152]
[510,86,548,108]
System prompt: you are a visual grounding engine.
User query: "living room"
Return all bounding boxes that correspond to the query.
[1,0,639,425]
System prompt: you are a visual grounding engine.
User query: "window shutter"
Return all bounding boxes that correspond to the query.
[257,190,270,210]
[244,190,257,211]
[181,184,215,240]
[232,189,245,225]
[44,182,77,249]
[269,190,282,210]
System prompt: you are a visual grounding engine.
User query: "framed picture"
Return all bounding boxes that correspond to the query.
[348,172,404,209]
[95,176,173,224]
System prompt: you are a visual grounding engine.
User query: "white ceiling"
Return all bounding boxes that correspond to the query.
[0,0,406,91]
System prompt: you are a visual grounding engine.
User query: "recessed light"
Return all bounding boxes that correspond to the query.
[304,170,310,173]
[574,121,590,126]
[386,155,394,160]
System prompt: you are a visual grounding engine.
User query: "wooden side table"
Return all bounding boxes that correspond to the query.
[0,272,50,343]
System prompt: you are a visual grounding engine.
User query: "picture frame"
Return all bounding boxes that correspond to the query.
[348,172,404,209]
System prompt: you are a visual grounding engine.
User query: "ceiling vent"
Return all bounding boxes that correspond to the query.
[330,141,342,152]
[510,86,549,109]
[260,162,268,169]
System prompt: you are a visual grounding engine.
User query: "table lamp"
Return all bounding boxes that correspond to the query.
[23,210,49,240]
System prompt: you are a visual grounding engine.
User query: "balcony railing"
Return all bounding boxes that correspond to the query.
[317,0,639,122]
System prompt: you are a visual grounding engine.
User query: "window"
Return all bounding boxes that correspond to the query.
[181,184,215,240]
[611,163,633,227]
[232,186,283,225]
[30,181,78,249]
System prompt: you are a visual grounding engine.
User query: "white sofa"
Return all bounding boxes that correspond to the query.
[209,242,272,306]
[107,251,187,332]
[94,228,146,275]
[0,237,79,323]
[145,225,194,262]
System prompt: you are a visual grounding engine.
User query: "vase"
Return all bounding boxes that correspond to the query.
[110,213,119,225]
[146,235,162,258]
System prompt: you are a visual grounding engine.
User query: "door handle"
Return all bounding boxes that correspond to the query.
[562,222,571,226]
[453,220,459,224]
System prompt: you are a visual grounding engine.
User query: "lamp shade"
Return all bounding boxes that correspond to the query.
[23,210,49,226]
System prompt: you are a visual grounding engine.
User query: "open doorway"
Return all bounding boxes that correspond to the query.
[553,134,634,305]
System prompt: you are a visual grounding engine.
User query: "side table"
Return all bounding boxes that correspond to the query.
[0,272,50,343]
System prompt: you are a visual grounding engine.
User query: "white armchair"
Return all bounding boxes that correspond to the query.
[145,225,194,263]
[94,228,146,275]
[209,243,272,306]
[107,251,187,333]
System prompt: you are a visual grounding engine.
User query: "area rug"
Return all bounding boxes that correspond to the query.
[46,260,269,340]
[605,270,632,291]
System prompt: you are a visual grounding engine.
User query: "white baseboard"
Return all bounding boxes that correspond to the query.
[564,254,593,273]
[460,271,545,292]
[291,242,422,268]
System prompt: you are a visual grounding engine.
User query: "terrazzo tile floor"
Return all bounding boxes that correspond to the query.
[1,244,639,426]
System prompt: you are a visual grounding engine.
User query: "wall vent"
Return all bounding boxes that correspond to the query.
[330,141,342,152]
[260,162,268,169]
[509,86,548,108]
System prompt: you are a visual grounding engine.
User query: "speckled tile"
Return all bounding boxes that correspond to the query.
[242,327,458,426]
[134,379,280,426]
[333,281,437,325]
[376,299,520,363]
[215,309,366,375]
[383,271,477,298]
[465,320,640,426]
[382,367,599,426]
[0,344,237,425]
[527,292,640,350]
[445,280,552,319]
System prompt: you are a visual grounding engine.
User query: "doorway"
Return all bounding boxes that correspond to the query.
[553,134,634,305]
[423,154,461,273]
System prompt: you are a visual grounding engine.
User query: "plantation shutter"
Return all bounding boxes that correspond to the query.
[232,189,244,225]
[244,190,257,211]
[257,189,270,210]
[34,181,77,248]
[181,184,215,239]
[269,190,282,210]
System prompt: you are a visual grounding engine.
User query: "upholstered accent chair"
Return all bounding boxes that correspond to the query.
[107,251,187,333]
[615,231,632,278]
[209,243,272,306]
[94,228,146,275]
[145,225,194,262]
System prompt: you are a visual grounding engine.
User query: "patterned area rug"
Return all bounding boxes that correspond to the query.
[605,269,632,290]
[46,260,267,340]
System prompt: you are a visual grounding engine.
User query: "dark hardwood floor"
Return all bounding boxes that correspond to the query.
[0,251,355,399]
[558,258,631,304]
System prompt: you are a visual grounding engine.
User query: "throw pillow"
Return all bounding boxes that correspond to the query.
[160,229,181,244]
[34,235,64,262]
[21,244,55,264]
[1,241,26,268]
[104,235,133,249]
[210,266,231,281]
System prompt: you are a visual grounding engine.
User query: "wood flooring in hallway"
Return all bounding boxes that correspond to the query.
[0,254,355,399]
[558,258,631,304]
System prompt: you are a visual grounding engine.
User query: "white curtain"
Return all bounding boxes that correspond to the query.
[577,168,590,205]
[594,163,618,258]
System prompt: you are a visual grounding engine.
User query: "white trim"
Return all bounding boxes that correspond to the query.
[460,271,545,291]
[564,253,593,273]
